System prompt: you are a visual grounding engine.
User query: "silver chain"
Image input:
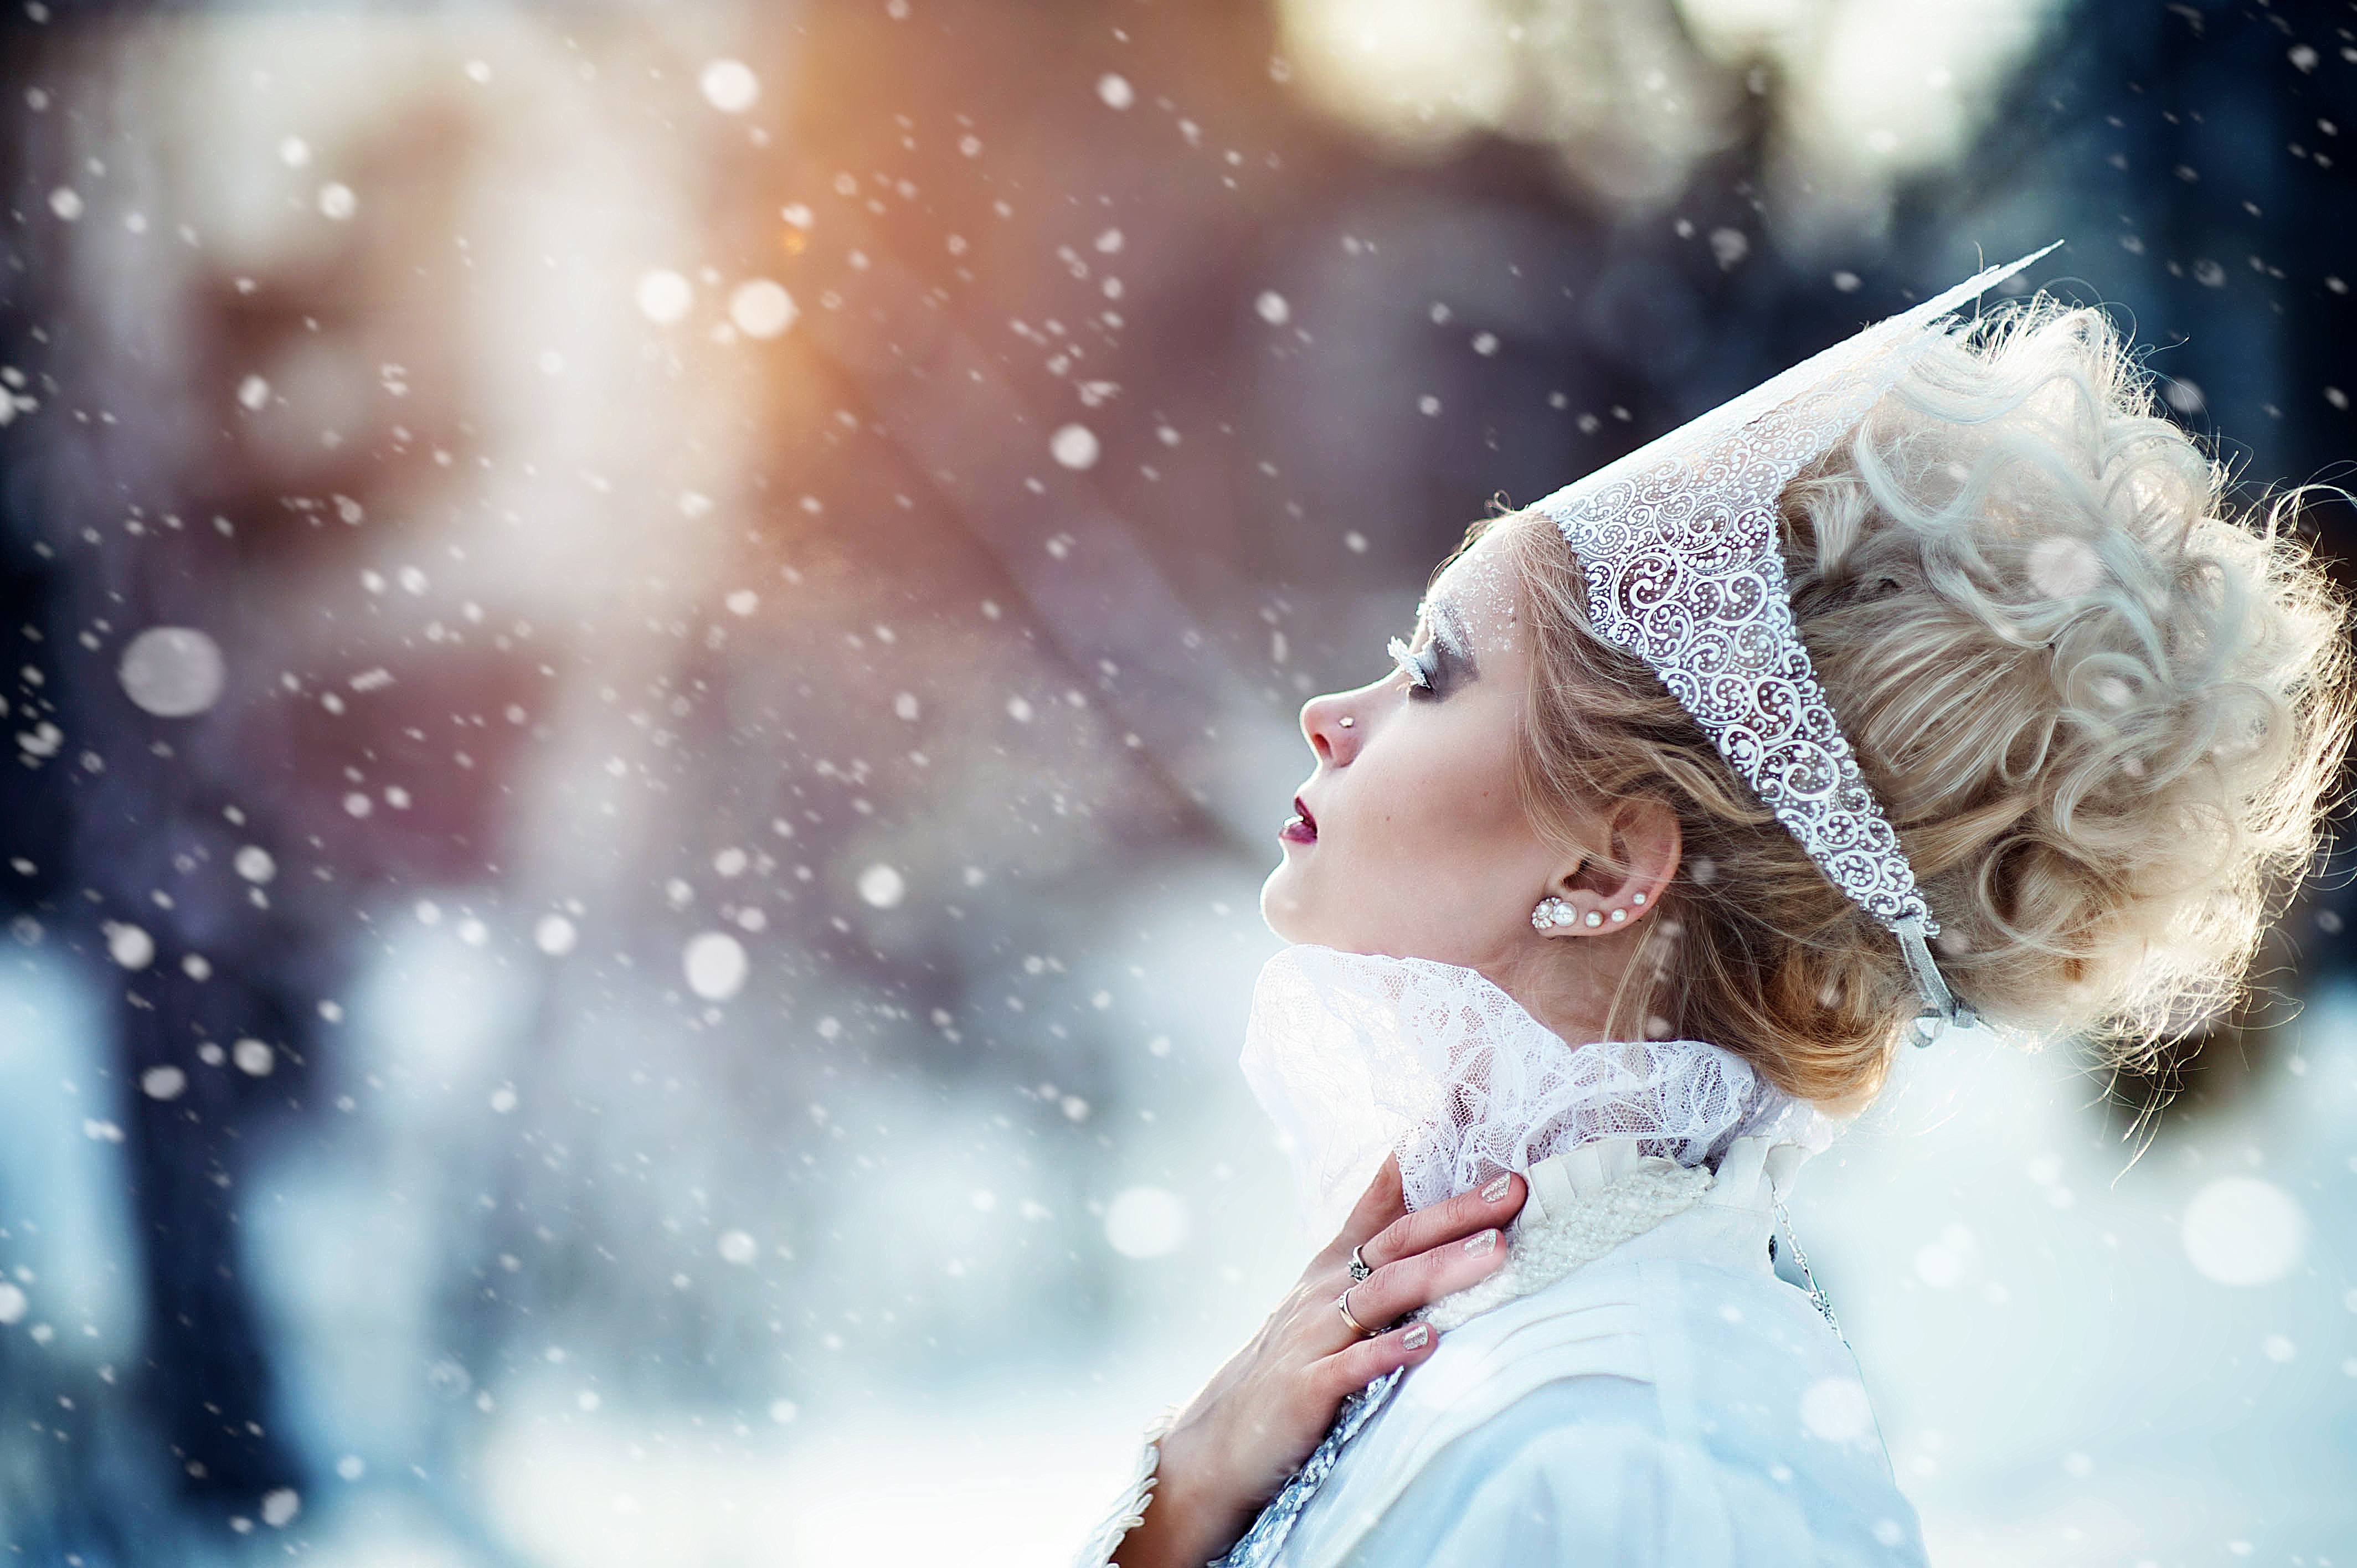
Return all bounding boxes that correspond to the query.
[1772,1193,1845,1344]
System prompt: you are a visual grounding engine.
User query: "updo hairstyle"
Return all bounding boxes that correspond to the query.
[1492,300,2354,1108]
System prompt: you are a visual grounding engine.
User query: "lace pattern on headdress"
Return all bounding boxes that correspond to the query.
[1532,247,2057,1028]
[1239,945,1825,1226]
[1545,376,1933,929]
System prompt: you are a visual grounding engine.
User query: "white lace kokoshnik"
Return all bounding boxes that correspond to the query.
[1545,380,1930,931]
[1241,945,1830,1226]
[1533,245,2060,1031]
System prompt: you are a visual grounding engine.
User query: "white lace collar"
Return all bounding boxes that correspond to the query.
[1241,945,1836,1231]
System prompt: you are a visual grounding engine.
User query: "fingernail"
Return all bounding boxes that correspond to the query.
[1401,1324,1430,1350]
[1464,1230,1497,1256]
[1480,1175,1512,1204]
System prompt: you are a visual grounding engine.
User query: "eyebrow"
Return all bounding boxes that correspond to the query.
[1419,597,1480,677]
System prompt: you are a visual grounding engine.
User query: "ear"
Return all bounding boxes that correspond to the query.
[1530,798,1681,937]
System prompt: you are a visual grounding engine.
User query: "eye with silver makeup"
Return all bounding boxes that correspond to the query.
[1387,635,1438,694]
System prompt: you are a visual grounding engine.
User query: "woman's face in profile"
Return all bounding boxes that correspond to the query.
[1260,524,1569,971]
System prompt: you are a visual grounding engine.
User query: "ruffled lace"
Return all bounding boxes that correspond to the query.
[1070,1416,1169,1568]
[1241,945,1825,1228]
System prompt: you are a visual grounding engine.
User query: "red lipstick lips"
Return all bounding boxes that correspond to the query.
[1280,796,1318,845]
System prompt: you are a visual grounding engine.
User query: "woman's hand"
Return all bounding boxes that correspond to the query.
[1111,1158,1525,1568]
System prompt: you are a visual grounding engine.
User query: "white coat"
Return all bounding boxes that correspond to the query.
[1081,1134,1926,1567]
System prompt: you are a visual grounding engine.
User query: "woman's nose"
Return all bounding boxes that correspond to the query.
[1300,690,1360,764]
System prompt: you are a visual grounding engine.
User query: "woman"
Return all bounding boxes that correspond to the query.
[1082,255,2354,1566]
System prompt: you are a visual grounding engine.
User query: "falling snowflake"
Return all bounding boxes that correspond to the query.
[105,922,155,971]
[636,269,693,324]
[2182,1177,2307,1286]
[118,627,226,717]
[683,931,749,1000]
[1799,1376,1875,1443]
[729,279,796,338]
[2026,535,2101,600]
[700,59,760,113]
[857,864,906,909]
[1104,1187,1188,1258]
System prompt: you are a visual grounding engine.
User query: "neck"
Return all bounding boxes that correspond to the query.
[1478,930,1650,1048]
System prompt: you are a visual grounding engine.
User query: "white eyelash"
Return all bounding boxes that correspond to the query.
[1387,636,1433,689]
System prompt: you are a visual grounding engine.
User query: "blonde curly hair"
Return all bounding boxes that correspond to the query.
[1492,300,2354,1109]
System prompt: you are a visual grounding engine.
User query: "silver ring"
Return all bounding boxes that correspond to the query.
[1348,1245,1373,1282]
[1335,1287,1377,1339]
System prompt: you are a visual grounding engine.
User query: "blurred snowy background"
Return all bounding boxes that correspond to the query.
[0,0,2351,1563]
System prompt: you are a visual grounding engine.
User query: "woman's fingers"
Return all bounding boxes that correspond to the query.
[1358,1170,1525,1271]
[1315,1317,1442,1399]
[1339,1220,1511,1332]
[1131,1164,1512,1568]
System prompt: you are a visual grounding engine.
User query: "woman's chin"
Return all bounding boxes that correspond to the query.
[1258,866,1311,944]
[1260,893,1369,954]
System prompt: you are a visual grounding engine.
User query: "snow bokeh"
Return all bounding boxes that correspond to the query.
[727,278,796,339]
[698,58,760,115]
[117,627,226,718]
[2180,1175,2309,1287]
[1049,422,1101,470]
[681,931,749,1001]
[634,269,693,325]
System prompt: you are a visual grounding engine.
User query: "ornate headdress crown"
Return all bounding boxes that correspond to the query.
[1535,245,2061,1043]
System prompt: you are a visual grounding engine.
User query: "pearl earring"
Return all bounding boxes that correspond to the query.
[1609,909,1627,924]
[1632,891,1646,906]
[1529,896,1577,931]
